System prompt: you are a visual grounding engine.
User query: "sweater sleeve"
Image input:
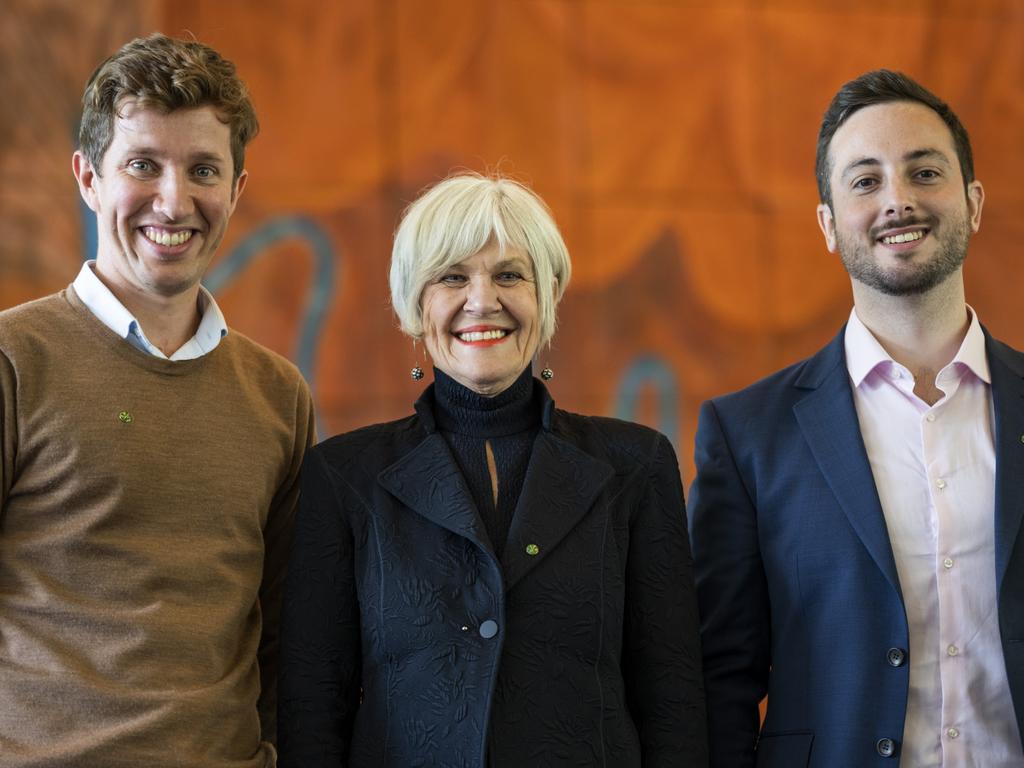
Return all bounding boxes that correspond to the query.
[256,378,316,746]
[622,433,709,767]
[277,446,363,767]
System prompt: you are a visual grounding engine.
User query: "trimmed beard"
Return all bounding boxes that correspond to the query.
[836,214,971,296]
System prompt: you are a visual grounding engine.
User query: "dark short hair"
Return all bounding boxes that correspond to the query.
[815,69,974,206]
[79,33,258,181]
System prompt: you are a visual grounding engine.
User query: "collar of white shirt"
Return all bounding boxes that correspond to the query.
[72,260,228,361]
[844,305,990,388]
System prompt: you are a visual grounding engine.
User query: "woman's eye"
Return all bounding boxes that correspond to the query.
[439,274,467,286]
[495,272,524,285]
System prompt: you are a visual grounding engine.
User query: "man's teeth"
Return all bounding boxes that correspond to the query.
[458,329,508,342]
[882,230,924,245]
[143,228,193,247]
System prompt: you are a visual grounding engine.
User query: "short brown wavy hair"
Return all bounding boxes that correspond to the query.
[78,33,258,181]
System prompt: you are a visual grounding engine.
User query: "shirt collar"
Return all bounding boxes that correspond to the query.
[844,305,990,387]
[72,260,228,360]
[184,289,230,358]
[954,306,990,383]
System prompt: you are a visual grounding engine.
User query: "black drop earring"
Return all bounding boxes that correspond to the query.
[410,341,424,380]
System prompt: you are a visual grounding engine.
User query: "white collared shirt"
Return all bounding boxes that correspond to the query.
[845,307,1024,767]
[72,261,227,361]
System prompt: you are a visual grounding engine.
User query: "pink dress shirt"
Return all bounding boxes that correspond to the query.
[845,307,1024,767]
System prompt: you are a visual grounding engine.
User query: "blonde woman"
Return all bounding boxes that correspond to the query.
[279,173,707,767]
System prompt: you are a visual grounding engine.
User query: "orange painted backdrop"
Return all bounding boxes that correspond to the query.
[3,0,1023,481]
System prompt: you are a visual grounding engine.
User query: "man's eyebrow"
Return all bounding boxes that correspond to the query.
[839,147,953,180]
[840,157,880,180]
[904,147,952,166]
[190,152,230,167]
[118,146,229,164]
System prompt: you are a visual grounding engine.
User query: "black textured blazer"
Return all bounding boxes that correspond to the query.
[278,381,708,767]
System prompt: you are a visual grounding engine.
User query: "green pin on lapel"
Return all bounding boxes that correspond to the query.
[525,543,540,556]
[118,411,133,424]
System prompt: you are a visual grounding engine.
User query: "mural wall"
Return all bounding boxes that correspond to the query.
[3,0,1023,481]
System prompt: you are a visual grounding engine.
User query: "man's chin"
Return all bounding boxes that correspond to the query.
[840,247,966,298]
[851,265,960,297]
[137,255,212,298]
[142,269,207,300]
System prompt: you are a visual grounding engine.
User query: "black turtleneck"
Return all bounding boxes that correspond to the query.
[432,367,541,558]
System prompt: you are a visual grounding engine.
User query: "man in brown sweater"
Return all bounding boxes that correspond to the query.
[0,34,315,767]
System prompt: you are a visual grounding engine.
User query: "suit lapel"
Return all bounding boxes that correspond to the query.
[987,335,1024,593]
[378,432,496,558]
[793,334,903,599]
[501,428,614,591]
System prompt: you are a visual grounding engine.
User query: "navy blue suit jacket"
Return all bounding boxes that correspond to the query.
[689,327,1024,767]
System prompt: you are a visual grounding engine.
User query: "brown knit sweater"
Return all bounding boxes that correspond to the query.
[0,286,315,767]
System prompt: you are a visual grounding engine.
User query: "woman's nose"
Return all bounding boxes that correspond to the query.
[463,276,501,314]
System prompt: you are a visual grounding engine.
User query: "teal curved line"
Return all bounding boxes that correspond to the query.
[612,356,680,450]
[204,215,335,392]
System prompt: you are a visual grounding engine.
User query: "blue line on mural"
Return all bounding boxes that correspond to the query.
[204,216,336,394]
[612,355,679,450]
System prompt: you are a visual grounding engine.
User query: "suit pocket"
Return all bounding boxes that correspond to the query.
[755,731,813,768]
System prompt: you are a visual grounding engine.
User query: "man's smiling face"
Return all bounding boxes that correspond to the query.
[74,99,247,303]
[816,100,983,297]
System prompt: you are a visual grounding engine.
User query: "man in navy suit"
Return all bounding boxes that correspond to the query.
[689,70,1024,767]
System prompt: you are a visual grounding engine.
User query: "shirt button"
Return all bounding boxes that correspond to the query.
[947,644,959,657]
[943,557,954,569]
[936,478,947,489]
[926,413,936,422]
[479,620,499,639]
[947,727,960,739]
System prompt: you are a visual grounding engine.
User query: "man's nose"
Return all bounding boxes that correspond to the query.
[152,170,196,221]
[884,176,916,218]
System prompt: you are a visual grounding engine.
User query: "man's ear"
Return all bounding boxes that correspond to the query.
[229,168,249,212]
[966,179,984,234]
[816,203,838,253]
[72,151,101,213]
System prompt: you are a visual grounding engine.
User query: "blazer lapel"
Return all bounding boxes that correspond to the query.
[792,333,903,599]
[502,426,614,591]
[378,432,496,558]
[987,335,1024,593]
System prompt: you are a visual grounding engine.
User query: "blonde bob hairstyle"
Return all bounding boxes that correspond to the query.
[390,173,571,347]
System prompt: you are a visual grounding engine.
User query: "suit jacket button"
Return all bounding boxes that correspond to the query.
[479,620,498,639]
[876,738,897,757]
[886,647,906,667]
